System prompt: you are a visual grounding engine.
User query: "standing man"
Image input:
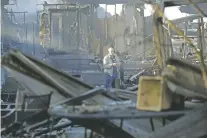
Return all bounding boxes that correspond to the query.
[103,47,121,88]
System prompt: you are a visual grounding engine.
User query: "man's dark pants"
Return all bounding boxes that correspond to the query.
[105,73,118,88]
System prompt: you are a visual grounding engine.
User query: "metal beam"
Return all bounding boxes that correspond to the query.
[163,0,207,7]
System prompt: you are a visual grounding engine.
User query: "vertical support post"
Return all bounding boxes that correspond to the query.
[120,119,123,128]
[87,14,90,52]
[149,118,155,131]
[183,21,188,58]
[62,13,65,50]
[87,5,93,53]
[36,11,39,41]
[1,6,4,50]
[100,32,104,59]
[114,4,117,51]
[33,22,35,55]
[134,4,145,60]
[90,130,94,138]
[105,4,108,40]
[201,17,206,55]
[91,5,94,52]
[84,128,87,138]
[23,12,26,42]
[198,18,203,57]
[198,19,201,50]
[77,4,80,51]
[123,4,128,51]
[25,23,28,48]
[59,14,63,50]
[168,24,173,57]
[49,11,52,48]
[140,6,145,60]
[10,9,12,23]
[162,118,166,126]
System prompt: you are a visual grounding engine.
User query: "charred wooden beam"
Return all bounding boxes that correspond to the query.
[49,107,189,119]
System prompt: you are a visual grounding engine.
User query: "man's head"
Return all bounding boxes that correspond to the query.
[108,47,115,56]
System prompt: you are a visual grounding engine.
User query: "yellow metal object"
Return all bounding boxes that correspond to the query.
[137,76,172,112]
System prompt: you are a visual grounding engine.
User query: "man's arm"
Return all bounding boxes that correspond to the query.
[103,56,113,69]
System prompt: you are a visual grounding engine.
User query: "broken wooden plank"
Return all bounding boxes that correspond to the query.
[48,106,189,119]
